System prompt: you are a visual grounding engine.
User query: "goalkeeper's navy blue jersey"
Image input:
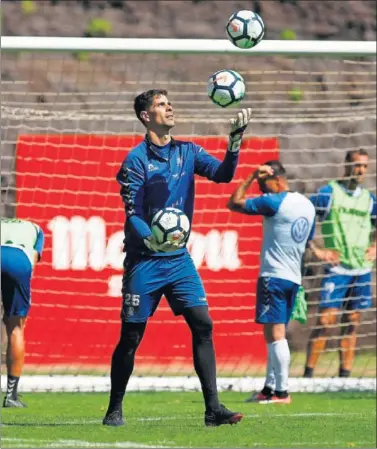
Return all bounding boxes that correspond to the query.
[117,135,239,257]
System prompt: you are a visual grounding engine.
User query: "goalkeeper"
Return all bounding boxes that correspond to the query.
[1,218,44,408]
[103,89,252,427]
[304,149,376,378]
[228,161,316,404]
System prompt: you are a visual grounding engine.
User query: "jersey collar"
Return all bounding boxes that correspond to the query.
[144,135,176,161]
[337,181,362,197]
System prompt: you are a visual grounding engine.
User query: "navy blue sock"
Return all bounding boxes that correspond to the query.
[7,375,20,400]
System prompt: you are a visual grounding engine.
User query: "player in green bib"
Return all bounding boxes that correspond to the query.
[303,149,376,378]
[1,218,44,407]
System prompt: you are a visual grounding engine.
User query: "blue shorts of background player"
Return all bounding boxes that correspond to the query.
[121,251,207,322]
[256,276,300,324]
[1,246,32,317]
[319,269,372,311]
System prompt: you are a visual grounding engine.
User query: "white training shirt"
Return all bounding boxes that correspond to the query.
[245,191,316,285]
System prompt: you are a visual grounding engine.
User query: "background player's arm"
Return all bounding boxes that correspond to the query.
[307,185,340,265]
[365,230,376,262]
[33,225,45,266]
[194,108,252,183]
[307,242,340,265]
[366,193,377,262]
[227,165,278,215]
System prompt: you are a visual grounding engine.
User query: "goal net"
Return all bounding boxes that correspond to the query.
[1,42,376,393]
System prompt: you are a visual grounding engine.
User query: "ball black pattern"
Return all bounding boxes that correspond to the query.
[209,69,245,108]
[152,208,190,245]
[226,10,265,49]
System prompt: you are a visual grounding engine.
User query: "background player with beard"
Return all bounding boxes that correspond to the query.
[304,149,376,379]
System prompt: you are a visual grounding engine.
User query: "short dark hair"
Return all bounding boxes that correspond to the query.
[263,160,287,178]
[345,148,369,164]
[133,89,168,125]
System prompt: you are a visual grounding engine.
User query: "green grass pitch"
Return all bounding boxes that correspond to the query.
[1,391,376,448]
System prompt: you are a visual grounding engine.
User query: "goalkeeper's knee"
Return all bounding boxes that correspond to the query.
[184,306,213,342]
[119,321,147,353]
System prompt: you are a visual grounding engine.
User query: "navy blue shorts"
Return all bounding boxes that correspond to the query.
[319,270,372,310]
[256,276,300,324]
[121,252,207,322]
[1,246,32,317]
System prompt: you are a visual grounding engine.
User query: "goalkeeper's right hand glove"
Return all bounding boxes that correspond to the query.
[144,235,186,253]
[228,108,252,153]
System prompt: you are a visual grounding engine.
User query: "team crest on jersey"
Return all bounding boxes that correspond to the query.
[148,163,159,172]
[176,156,183,166]
[291,217,309,243]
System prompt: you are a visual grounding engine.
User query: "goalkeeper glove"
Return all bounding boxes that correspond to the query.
[228,108,252,153]
[144,234,186,253]
[143,234,161,252]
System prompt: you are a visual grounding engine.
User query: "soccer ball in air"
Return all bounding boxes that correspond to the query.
[226,10,265,49]
[207,69,245,108]
[151,207,190,247]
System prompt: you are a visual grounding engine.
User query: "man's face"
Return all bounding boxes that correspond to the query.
[141,94,175,129]
[345,153,369,185]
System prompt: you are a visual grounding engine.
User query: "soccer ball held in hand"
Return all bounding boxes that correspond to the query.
[151,207,190,251]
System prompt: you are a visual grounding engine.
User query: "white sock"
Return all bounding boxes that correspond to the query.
[265,344,276,390]
[270,339,290,393]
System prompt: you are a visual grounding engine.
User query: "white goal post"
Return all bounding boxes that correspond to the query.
[1,37,376,394]
[2,36,377,55]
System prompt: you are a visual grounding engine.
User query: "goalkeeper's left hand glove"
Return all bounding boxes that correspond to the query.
[228,108,252,153]
[143,234,160,252]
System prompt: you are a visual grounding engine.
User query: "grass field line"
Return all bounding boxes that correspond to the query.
[287,443,374,447]
[137,411,373,421]
[2,438,175,448]
[3,438,376,449]
[3,411,374,427]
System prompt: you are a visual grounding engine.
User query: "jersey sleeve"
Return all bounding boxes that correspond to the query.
[369,192,377,227]
[116,153,152,239]
[33,225,45,261]
[244,193,286,217]
[193,143,238,183]
[310,184,333,220]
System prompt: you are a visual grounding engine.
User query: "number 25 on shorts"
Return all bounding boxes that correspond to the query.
[123,294,140,307]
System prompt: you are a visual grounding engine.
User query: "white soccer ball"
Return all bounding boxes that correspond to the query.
[207,69,245,108]
[151,207,190,247]
[226,10,265,49]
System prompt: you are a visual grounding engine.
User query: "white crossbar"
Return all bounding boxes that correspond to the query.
[1,36,376,56]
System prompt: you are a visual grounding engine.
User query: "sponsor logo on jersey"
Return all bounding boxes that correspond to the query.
[335,206,369,218]
[291,217,309,243]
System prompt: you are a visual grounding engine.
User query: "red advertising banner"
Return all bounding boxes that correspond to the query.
[16,134,279,371]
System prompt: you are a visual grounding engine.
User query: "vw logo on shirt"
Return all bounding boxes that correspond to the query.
[291,217,309,243]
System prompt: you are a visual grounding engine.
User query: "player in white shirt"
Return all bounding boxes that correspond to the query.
[228,161,316,403]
